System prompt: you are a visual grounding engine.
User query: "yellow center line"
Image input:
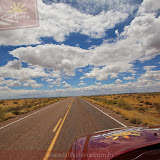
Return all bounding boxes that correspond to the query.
[53,118,62,133]
[43,104,72,160]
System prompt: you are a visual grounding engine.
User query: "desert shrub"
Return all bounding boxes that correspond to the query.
[0,107,5,121]
[12,110,21,115]
[6,107,16,112]
[138,107,146,112]
[13,101,18,104]
[26,104,32,108]
[123,115,129,120]
[112,101,117,104]
[0,100,5,104]
[153,103,160,112]
[116,111,121,114]
[4,112,15,120]
[142,122,148,126]
[145,101,152,105]
[130,117,142,124]
[117,99,132,110]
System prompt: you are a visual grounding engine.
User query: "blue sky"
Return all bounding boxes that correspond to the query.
[0,0,160,99]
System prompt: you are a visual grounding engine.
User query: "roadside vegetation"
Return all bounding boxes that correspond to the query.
[0,97,66,122]
[82,92,160,126]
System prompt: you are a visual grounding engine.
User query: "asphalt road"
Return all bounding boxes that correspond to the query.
[0,97,127,160]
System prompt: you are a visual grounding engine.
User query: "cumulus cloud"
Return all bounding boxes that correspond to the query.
[94,82,102,85]
[0,60,48,82]
[78,82,86,86]
[23,80,43,88]
[63,82,72,88]
[10,44,90,76]
[139,70,160,81]
[115,79,122,84]
[85,63,134,81]
[121,1,160,61]
[9,38,141,81]
[0,0,128,45]
[115,29,120,38]
[143,66,157,71]
[110,73,118,79]
[138,0,160,15]
[0,78,21,87]
[1,76,159,99]
[46,78,62,86]
[123,76,135,80]
[6,60,22,70]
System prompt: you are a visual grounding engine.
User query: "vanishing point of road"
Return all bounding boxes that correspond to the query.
[0,97,128,160]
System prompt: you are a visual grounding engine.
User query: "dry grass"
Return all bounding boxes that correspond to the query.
[0,97,66,122]
[82,92,160,126]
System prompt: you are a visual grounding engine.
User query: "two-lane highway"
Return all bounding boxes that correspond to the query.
[0,97,127,160]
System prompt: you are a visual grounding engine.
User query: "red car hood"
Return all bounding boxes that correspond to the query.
[66,126,160,160]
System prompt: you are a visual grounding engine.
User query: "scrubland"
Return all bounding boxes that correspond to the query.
[83,92,160,126]
[0,97,66,122]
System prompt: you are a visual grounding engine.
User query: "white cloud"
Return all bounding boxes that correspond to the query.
[78,82,86,86]
[49,85,54,88]
[0,0,128,45]
[115,29,120,37]
[123,76,135,80]
[138,0,160,15]
[80,76,85,80]
[1,77,159,99]
[23,80,43,88]
[85,67,108,81]
[85,63,134,81]
[0,78,21,87]
[63,82,71,88]
[6,60,22,70]
[121,3,160,61]
[0,60,48,82]
[94,82,102,85]
[49,78,62,86]
[143,66,157,71]
[139,70,160,81]
[115,79,122,84]
[45,78,54,82]
[10,44,89,77]
[110,73,118,79]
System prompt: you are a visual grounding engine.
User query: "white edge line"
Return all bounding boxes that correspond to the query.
[0,98,68,130]
[82,99,127,127]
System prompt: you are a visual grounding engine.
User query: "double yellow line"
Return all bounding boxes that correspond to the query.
[43,101,73,160]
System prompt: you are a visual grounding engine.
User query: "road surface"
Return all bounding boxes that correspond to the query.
[0,97,128,160]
